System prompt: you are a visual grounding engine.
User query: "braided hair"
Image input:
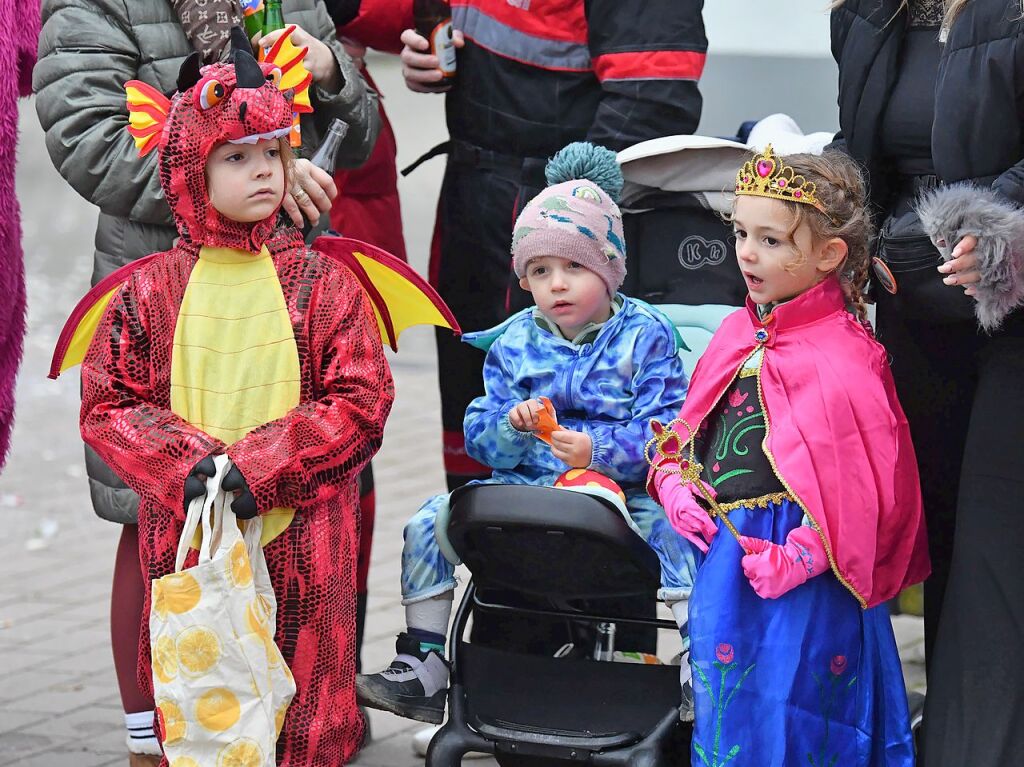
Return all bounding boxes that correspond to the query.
[771,150,874,324]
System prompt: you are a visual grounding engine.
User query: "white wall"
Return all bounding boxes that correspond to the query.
[698,1,839,138]
[703,0,834,58]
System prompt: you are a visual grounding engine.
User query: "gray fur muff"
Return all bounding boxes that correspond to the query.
[916,184,1024,332]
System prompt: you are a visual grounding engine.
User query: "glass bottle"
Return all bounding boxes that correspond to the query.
[309,119,350,174]
[413,0,457,86]
[262,0,285,36]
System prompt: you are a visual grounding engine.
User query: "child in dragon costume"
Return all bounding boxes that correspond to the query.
[648,147,930,766]
[51,29,456,766]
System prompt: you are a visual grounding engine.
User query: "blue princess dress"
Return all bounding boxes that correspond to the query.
[685,356,915,767]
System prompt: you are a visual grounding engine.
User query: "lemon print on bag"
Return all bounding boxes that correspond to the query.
[153,635,178,684]
[153,571,202,618]
[156,699,187,744]
[246,595,281,668]
[246,594,272,632]
[228,539,253,588]
[217,737,264,767]
[176,626,221,676]
[196,687,242,732]
[170,758,200,767]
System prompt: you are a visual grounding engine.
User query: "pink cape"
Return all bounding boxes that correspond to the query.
[658,278,930,608]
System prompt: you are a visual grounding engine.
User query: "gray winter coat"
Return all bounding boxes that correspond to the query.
[35,0,381,523]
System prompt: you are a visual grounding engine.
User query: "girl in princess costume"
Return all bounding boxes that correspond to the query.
[648,147,930,766]
[49,29,456,766]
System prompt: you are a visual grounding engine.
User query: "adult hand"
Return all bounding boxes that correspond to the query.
[509,399,546,432]
[738,526,828,599]
[222,464,257,520]
[184,455,216,513]
[937,235,981,296]
[656,474,718,554]
[550,429,593,469]
[399,28,465,93]
[259,25,342,92]
[281,158,338,228]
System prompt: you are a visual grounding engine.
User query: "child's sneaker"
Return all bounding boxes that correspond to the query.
[356,632,450,724]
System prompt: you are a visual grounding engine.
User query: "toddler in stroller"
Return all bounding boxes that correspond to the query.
[356,142,702,728]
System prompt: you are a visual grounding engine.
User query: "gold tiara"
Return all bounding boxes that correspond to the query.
[735,144,827,215]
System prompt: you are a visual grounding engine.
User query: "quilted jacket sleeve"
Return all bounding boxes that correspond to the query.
[305,0,382,168]
[34,0,173,227]
[227,263,394,513]
[80,276,226,518]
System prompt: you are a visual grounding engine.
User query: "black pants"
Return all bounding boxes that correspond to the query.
[920,332,1024,766]
[432,151,545,491]
[875,293,979,666]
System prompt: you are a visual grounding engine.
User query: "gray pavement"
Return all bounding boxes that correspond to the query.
[0,55,923,767]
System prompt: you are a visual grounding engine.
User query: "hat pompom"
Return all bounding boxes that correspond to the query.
[545,142,623,203]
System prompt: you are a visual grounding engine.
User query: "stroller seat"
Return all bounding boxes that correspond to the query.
[428,484,687,767]
[447,484,661,599]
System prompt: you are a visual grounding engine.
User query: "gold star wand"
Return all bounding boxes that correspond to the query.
[645,418,745,546]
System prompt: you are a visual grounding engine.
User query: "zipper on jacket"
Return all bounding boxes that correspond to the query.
[562,343,589,408]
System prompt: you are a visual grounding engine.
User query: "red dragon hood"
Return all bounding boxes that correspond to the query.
[125,27,313,252]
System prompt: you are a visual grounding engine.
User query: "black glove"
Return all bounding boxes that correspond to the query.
[222,464,257,520]
[184,455,217,513]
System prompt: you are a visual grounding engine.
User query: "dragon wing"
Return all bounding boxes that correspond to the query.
[50,238,459,378]
[125,80,172,157]
[313,236,460,351]
[259,25,313,115]
[260,24,314,147]
[48,254,161,379]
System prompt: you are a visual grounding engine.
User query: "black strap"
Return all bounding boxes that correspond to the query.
[402,139,550,186]
[400,140,452,177]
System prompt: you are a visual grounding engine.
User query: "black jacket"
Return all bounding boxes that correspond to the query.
[447,0,707,156]
[832,0,1024,212]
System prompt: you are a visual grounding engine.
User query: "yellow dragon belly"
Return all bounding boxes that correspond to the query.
[171,245,300,546]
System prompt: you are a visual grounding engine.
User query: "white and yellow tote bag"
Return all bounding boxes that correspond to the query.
[150,456,295,767]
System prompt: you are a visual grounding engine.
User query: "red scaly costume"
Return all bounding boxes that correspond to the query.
[54,31,456,766]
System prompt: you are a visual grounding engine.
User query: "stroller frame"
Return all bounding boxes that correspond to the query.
[426,484,689,767]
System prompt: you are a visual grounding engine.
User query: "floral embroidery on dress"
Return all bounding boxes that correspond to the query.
[693,643,756,767]
[808,654,858,767]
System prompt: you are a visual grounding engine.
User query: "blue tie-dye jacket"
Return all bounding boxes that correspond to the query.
[462,295,688,489]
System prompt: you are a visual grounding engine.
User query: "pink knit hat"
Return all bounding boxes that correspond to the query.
[511,143,627,296]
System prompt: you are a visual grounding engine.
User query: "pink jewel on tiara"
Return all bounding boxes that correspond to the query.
[756,160,772,177]
[778,179,787,187]
[794,190,803,198]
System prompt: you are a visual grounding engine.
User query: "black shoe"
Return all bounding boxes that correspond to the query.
[356,632,449,724]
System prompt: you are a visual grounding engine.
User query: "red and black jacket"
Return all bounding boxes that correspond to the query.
[328,0,706,156]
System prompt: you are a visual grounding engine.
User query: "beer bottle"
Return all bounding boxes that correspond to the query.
[413,0,457,85]
[262,0,285,36]
[241,0,265,40]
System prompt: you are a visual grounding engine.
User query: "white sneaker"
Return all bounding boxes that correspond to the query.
[411,725,490,759]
